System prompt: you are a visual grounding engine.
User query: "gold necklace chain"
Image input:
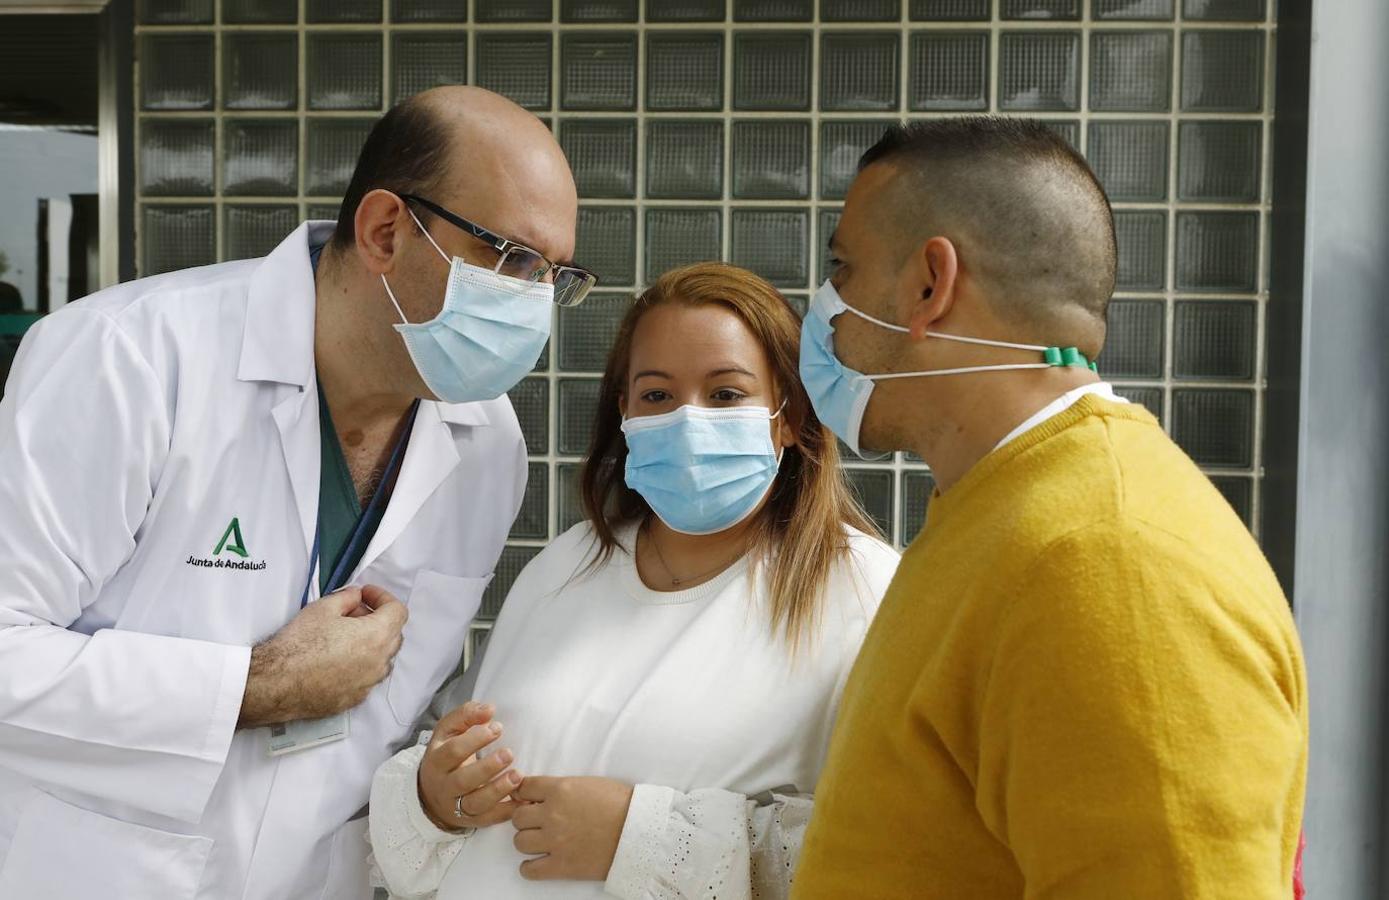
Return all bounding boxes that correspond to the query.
[642,520,745,587]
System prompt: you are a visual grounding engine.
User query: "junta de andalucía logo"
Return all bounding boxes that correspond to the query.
[187,516,268,572]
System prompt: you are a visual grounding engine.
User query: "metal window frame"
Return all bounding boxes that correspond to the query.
[98,0,136,286]
[0,0,110,10]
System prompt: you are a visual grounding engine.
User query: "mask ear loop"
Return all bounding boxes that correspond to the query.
[837,300,1051,353]
[834,294,1099,377]
[407,204,548,300]
[925,331,1050,353]
[380,274,410,326]
[869,363,1052,380]
[768,398,790,466]
[380,206,453,327]
[406,206,453,265]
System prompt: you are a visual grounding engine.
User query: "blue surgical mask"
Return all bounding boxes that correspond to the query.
[622,403,785,536]
[799,279,1095,456]
[381,209,553,404]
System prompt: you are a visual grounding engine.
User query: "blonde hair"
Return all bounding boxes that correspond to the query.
[579,262,881,648]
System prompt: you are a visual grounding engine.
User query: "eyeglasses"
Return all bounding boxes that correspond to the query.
[401,193,597,307]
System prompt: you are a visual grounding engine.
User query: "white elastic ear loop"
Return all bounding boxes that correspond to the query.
[382,207,459,325]
[833,296,1056,379]
[835,298,1050,353]
[867,363,1051,380]
[768,399,790,467]
[380,274,410,325]
[407,206,452,266]
[835,298,911,334]
[925,332,1051,353]
[407,205,547,301]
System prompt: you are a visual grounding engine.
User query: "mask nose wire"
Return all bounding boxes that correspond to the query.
[623,395,789,428]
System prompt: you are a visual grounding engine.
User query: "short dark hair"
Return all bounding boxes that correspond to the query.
[859,116,1093,176]
[857,117,1117,342]
[329,95,452,252]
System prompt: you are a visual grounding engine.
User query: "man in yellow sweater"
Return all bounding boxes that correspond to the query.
[793,118,1308,898]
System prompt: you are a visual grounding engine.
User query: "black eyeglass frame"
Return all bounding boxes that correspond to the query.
[400,192,597,307]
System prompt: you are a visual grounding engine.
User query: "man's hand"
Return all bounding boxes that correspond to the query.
[418,701,522,832]
[511,776,635,882]
[237,584,407,728]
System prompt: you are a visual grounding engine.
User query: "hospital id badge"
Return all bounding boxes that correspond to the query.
[267,712,349,756]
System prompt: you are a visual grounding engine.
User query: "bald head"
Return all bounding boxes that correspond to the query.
[857,118,1116,343]
[330,86,576,259]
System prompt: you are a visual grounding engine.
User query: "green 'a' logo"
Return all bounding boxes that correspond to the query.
[213,517,249,559]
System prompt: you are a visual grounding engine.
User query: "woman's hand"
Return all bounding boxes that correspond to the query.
[510,776,635,881]
[417,701,522,831]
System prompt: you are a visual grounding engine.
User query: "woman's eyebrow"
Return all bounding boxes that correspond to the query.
[633,370,672,381]
[708,367,757,378]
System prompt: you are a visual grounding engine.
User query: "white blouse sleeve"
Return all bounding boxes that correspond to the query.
[367,738,476,900]
[604,783,813,900]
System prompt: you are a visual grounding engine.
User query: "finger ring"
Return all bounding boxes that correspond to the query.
[454,795,466,819]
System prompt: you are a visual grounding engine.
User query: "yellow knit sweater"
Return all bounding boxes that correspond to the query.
[793,396,1308,900]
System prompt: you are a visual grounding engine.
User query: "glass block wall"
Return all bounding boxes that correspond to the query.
[133,0,1276,662]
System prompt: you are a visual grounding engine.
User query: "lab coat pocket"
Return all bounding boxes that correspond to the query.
[0,791,212,898]
[387,569,493,727]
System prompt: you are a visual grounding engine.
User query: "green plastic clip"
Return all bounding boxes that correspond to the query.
[1089,361,1099,373]
[1044,346,1097,370]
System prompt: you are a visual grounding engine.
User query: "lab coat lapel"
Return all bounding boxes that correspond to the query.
[237,220,327,561]
[352,400,489,575]
[270,387,319,562]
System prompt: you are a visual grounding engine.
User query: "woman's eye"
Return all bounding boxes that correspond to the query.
[640,390,670,403]
[711,389,746,403]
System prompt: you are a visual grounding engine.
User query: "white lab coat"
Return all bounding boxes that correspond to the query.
[0,222,528,899]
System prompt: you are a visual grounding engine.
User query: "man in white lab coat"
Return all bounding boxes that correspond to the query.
[0,87,590,898]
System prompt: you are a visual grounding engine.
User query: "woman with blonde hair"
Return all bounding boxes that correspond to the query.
[369,262,898,899]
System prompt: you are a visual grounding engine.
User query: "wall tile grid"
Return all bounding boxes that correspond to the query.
[135,0,1275,660]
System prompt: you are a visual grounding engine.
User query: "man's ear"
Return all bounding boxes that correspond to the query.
[905,236,959,341]
[354,189,410,276]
